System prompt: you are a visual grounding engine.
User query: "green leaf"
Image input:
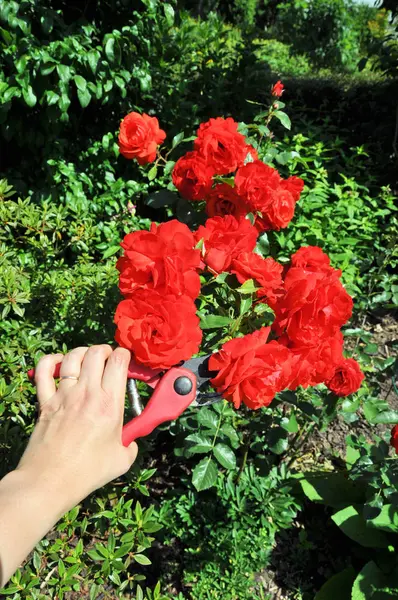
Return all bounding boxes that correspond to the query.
[281,412,298,433]
[33,551,41,572]
[368,505,398,533]
[273,110,291,130]
[0,586,21,594]
[239,295,252,316]
[134,554,151,566]
[215,272,229,283]
[314,566,356,600]
[146,189,177,208]
[102,245,120,259]
[199,314,232,329]
[192,458,218,491]
[74,75,87,92]
[87,549,104,561]
[148,166,157,181]
[164,160,175,175]
[267,427,288,455]
[59,93,71,113]
[77,88,91,108]
[351,561,386,600]
[362,398,389,424]
[197,408,218,430]
[172,132,184,149]
[221,424,240,447]
[332,506,390,548]
[297,473,364,508]
[16,56,27,74]
[371,410,398,425]
[57,64,71,83]
[105,37,115,63]
[236,279,258,294]
[136,585,144,600]
[186,433,213,454]
[214,443,236,469]
[22,85,37,107]
[345,444,361,468]
[87,50,100,74]
[163,3,175,26]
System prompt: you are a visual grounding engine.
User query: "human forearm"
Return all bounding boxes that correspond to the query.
[0,467,71,588]
[0,346,137,587]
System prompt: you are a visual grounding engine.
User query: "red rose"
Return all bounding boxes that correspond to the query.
[117,220,201,299]
[281,175,304,202]
[194,117,248,175]
[235,160,282,213]
[118,112,166,164]
[195,215,258,274]
[114,289,202,370]
[273,267,353,346]
[390,425,398,454]
[256,189,296,231]
[271,81,284,97]
[172,151,215,201]
[326,358,365,397]
[231,252,283,303]
[209,327,293,409]
[291,246,332,273]
[283,331,344,389]
[206,183,249,219]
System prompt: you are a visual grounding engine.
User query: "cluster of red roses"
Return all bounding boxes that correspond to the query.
[209,245,364,408]
[114,215,364,409]
[118,110,304,232]
[115,104,364,410]
[171,117,304,232]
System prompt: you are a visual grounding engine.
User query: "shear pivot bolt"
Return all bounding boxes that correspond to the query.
[174,376,193,395]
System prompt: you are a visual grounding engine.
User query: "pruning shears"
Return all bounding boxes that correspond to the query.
[27,354,221,447]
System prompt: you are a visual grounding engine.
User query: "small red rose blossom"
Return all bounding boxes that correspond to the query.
[235,160,282,212]
[256,189,296,231]
[172,151,215,201]
[390,425,398,454]
[118,112,166,164]
[271,81,284,97]
[114,289,202,370]
[272,265,353,346]
[209,328,293,409]
[280,176,304,202]
[231,252,283,303]
[326,358,365,397]
[195,215,258,274]
[291,246,332,272]
[194,117,248,175]
[116,220,201,300]
[205,183,249,220]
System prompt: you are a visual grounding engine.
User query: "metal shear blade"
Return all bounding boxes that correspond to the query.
[180,355,222,407]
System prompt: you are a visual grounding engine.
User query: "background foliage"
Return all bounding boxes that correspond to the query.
[1,0,397,598]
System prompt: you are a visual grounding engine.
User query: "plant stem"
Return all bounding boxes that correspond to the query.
[236,433,251,484]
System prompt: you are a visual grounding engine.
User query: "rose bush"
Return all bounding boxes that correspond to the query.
[115,95,364,414]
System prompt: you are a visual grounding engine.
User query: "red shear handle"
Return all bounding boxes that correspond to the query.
[122,367,196,446]
[27,359,162,383]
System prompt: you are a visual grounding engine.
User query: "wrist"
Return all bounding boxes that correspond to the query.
[11,466,76,523]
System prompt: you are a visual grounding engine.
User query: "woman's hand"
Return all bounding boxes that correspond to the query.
[0,345,138,587]
[19,344,138,510]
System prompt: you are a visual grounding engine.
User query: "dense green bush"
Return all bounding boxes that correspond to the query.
[274,0,377,71]
[252,38,312,76]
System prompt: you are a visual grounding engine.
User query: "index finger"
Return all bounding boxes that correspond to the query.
[101,347,131,411]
